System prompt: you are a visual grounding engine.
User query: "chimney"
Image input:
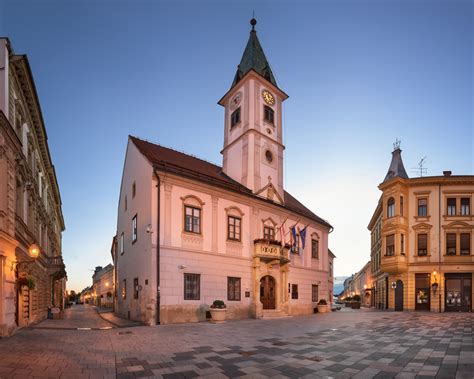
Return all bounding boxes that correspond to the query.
[443,171,452,177]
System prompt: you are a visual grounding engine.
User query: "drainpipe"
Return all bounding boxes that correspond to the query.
[438,184,441,313]
[153,169,161,325]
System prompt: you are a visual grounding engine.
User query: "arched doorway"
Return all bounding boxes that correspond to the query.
[395,280,404,311]
[260,276,276,309]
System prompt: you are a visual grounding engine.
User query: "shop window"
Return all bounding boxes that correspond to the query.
[415,274,430,310]
[446,233,456,255]
[312,285,319,302]
[460,233,470,255]
[417,234,428,256]
[184,273,200,300]
[291,284,298,299]
[227,277,241,301]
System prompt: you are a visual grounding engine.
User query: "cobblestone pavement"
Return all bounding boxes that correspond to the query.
[0,309,473,378]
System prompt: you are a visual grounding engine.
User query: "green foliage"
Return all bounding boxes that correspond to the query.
[317,299,327,305]
[352,294,361,302]
[210,300,226,309]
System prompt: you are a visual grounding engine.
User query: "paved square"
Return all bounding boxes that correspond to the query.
[0,308,473,378]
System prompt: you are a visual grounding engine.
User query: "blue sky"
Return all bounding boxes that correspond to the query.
[1,0,472,291]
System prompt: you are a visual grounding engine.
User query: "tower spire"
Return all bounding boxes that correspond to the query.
[383,140,409,182]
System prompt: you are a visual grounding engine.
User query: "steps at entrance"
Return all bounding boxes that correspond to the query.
[261,310,291,319]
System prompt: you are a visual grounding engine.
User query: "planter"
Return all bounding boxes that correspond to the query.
[351,302,361,309]
[317,304,329,313]
[209,308,227,323]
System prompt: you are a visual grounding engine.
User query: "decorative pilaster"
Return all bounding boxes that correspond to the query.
[211,196,218,253]
[163,182,172,245]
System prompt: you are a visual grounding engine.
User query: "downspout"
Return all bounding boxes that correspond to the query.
[438,184,441,313]
[153,169,161,325]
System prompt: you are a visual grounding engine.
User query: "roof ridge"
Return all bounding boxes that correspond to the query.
[130,135,222,170]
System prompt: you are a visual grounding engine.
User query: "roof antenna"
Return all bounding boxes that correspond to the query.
[411,156,428,177]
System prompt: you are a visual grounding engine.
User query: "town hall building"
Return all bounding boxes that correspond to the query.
[113,19,334,325]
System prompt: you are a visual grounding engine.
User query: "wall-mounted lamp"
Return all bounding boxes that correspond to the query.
[146,224,154,234]
[178,265,186,270]
[391,281,397,290]
[431,271,439,293]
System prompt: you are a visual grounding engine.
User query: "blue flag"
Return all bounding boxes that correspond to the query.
[299,226,308,249]
[291,226,297,249]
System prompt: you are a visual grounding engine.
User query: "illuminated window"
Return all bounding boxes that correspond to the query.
[122,279,126,299]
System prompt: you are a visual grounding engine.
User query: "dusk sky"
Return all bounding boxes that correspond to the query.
[1,0,472,292]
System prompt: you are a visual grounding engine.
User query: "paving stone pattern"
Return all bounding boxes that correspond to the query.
[0,309,473,378]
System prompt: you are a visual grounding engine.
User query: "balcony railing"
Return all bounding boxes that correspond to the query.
[253,239,290,263]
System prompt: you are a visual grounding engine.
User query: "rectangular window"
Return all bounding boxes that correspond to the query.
[184,273,200,300]
[120,232,124,254]
[311,239,319,259]
[132,214,138,243]
[418,234,428,256]
[401,234,405,255]
[400,196,404,216]
[386,234,395,256]
[231,107,241,128]
[461,198,470,216]
[329,261,333,277]
[132,181,136,198]
[227,216,241,241]
[122,279,127,299]
[227,277,241,301]
[133,278,139,299]
[446,233,457,255]
[184,206,201,234]
[418,198,428,217]
[264,105,274,124]
[263,226,275,240]
[415,274,430,309]
[447,198,456,216]
[312,285,319,302]
[291,284,298,299]
[124,195,127,211]
[460,233,471,255]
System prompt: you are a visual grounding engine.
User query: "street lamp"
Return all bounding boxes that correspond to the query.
[28,243,40,259]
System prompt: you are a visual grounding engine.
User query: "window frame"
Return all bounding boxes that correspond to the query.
[122,279,127,300]
[291,284,298,300]
[263,225,275,240]
[184,273,200,300]
[460,233,471,255]
[387,197,395,218]
[132,214,138,243]
[447,198,456,216]
[230,107,241,128]
[184,205,201,234]
[446,233,457,255]
[461,198,470,216]
[120,232,124,255]
[227,277,241,301]
[311,238,319,259]
[263,105,274,124]
[312,284,319,302]
[418,198,428,217]
[227,215,241,241]
[133,277,139,299]
[386,234,395,256]
[417,233,428,256]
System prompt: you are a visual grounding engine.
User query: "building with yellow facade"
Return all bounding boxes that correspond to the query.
[372,144,473,312]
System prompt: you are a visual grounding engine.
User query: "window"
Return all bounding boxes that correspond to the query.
[387,198,395,218]
[386,234,395,256]
[418,198,428,217]
[447,198,456,216]
[184,206,201,234]
[311,239,319,259]
[312,285,319,302]
[122,279,127,299]
[401,234,405,255]
[400,196,404,216]
[231,107,241,128]
[132,214,138,243]
[460,233,471,255]
[227,216,241,241]
[418,234,428,256]
[227,277,241,301]
[133,278,139,299]
[264,105,274,124]
[446,233,456,255]
[329,261,333,277]
[124,195,127,211]
[263,226,275,240]
[291,284,298,299]
[184,274,200,300]
[461,198,470,216]
[132,181,136,198]
[120,232,124,254]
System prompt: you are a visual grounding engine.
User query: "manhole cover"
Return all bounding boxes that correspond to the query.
[239,351,256,357]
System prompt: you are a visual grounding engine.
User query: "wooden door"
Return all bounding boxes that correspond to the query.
[395,280,404,311]
[260,276,276,309]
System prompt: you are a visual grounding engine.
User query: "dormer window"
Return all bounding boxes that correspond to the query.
[231,107,241,128]
[264,105,274,124]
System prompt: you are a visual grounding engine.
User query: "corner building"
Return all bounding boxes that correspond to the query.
[114,20,333,325]
[375,146,474,312]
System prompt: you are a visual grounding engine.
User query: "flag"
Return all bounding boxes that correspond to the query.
[279,222,286,246]
[298,226,308,249]
[290,226,297,249]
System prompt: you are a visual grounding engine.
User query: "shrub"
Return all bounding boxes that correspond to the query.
[317,299,327,305]
[352,294,361,302]
[210,300,226,309]
[345,296,352,301]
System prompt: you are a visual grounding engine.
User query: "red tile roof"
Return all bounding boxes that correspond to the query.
[130,136,332,229]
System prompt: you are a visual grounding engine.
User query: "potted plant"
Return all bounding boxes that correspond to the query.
[351,294,361,309]
[344,296,352,307]
[317,299,329,313]
[209,300,227,323]
[16,276,36,290]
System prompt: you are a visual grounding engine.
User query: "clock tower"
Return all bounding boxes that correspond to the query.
[218,19,288,204]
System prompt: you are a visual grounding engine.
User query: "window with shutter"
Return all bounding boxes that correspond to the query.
[460,233,470,255]
[446,233,456,255]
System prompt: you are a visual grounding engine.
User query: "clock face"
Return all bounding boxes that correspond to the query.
[262,90,275,105]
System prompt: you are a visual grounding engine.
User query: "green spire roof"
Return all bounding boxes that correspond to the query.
[231,19,277,89]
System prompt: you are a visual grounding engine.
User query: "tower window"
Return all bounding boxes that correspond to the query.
[265,150,273,163]
[231,107,241,128]
[387,197,395,218]
[264,105,274,124]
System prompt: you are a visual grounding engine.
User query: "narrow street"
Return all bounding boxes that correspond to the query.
[33,305,115,330]
[0,309,473,378]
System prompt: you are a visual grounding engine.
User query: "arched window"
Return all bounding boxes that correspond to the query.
[181,195,205,234]
[387,197,395,218]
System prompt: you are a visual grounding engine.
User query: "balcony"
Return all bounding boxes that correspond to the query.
[253,239,289,263]
[380,253,408,274]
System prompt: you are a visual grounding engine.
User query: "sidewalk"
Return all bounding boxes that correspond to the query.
[95,306,141,328]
